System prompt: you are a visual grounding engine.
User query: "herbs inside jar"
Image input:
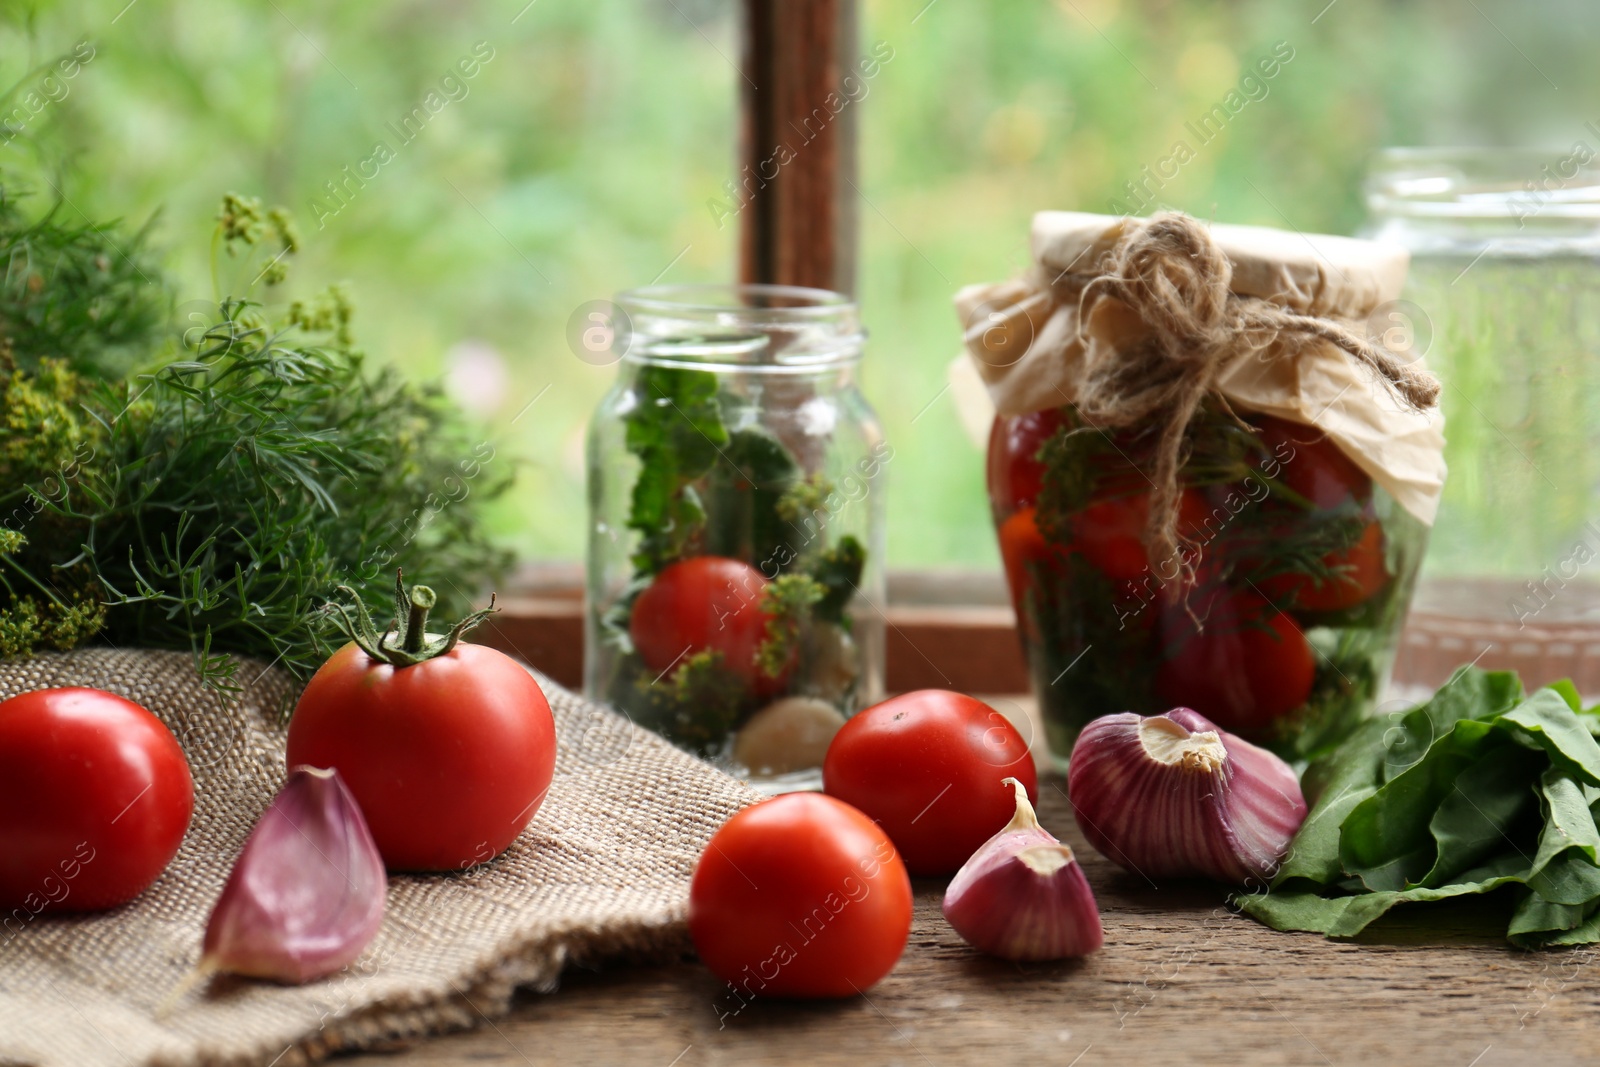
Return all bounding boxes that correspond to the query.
[991,400,1429,761]
[584,285,887,785]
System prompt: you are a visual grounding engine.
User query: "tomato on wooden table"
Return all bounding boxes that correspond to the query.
[0,687,193,912]
[1154,590,1315,735]
[823,690,1038,875]
[689,792,912,999]
[287,580,556,872]
[628,556,783,692]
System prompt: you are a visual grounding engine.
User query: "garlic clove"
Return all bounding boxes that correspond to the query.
[803,622,861,706]
[941,777,1103,961]
[202,765,387,984]
[733,696,846,776]
[1067,708,1306,886]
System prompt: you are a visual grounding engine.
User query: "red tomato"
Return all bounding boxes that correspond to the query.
[1155,591,1315,734]
[286,642,556,871]
[998,508,1155,642]
[689,793,911,999]
[1257,520,1391,613]
[1072,495,1151,581]
[1251,415,1371,509]
[1070,488,1211,583]
[986,408,1066,515]
[0,688,193,912]
[997,506,1059,615]
[823,690,1038,875]
[629,556,781,692]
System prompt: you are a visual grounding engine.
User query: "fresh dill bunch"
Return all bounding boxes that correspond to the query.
[2,194,514,692]
[0,179,169,378]
[70,295,514,691]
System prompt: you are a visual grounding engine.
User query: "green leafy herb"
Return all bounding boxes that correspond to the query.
[622,364,726,574]
[756,573,824,678]
[702,426,801,570]
[776,472,834,529]
[0,181,168,378]
[72,299,511,689]
[625,649,751,758]
[807,534,865,624]
[1239,666,1600,947]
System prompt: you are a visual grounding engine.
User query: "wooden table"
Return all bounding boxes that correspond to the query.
[344,773,1600,1067]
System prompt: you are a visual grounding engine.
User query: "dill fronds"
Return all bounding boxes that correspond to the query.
[0,180,168,378]
[0,189,512,691]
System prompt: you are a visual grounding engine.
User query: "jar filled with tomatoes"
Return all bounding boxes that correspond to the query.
[960,212,1446,764]
[585,284,887,786]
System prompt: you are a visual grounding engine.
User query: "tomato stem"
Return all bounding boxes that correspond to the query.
[323,571,499,668]
[404,586,436,654]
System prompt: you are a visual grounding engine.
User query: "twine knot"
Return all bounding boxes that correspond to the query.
[1063,211,1440,581]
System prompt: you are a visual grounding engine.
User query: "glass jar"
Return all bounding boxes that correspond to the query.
[584,284,887,788]
[989,406,1430,765]
[1364,148,1600,698]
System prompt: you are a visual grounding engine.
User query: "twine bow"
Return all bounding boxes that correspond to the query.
[1062,211,1440,580]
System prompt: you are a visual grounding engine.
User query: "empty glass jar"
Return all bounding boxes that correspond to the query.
[1365,148,1600,697]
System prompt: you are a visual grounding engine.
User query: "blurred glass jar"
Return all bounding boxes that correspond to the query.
[584,284,888,788]
[1365,148,1600,697]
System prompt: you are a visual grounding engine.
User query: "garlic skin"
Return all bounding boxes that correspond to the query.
[941,777,1103,961]
[203,765,387,984]
[1067,708,1306,886]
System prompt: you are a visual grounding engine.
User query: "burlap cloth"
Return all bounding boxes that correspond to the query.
[0,648,761,1067]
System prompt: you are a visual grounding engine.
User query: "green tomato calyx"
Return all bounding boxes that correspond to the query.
[326,571,498,667]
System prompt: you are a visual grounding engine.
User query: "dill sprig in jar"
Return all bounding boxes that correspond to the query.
[585,284,887,789]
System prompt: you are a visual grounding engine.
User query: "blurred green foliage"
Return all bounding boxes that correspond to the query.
[0,0,1590,567]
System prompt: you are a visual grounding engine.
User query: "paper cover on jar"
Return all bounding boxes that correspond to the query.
[953,211,1447,526]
